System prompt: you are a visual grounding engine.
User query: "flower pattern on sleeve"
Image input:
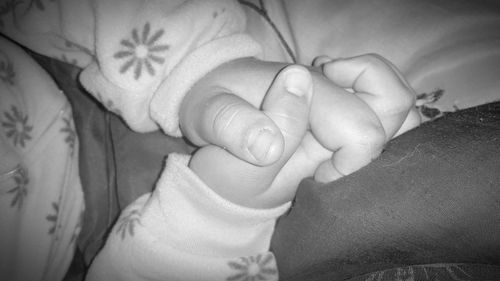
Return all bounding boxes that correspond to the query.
[227,253,278,281]
[417,88,446,120]
[114,22,170,80]
[7,165,29,209]
[115,208,142,240]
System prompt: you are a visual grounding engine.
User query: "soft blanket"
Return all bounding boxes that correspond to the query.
[0,36,84,281]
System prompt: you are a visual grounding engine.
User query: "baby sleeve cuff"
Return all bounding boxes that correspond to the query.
[86,152,283,281]
[150,34,262,137]
[144,153,290,258]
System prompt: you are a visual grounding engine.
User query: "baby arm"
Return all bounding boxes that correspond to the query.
[189,65,311,208]
[86,55,416,280]
[85,66,310,281]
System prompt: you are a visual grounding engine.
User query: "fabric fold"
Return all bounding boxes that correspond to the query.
[150,34,262,136]
[86,153,285,281]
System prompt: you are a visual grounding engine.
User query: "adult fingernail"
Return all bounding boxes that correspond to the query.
[284,67,312,97]
[247,128,280,163]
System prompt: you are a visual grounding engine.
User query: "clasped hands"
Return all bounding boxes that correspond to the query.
[179,54,421,208]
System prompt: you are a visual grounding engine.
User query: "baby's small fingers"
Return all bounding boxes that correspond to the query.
[314,135,385,183]
[245,65,312,206]
[262,65,312,154]
[314,160,342,183]
[308,83,386,182]
[320,54,416,138]
[320,54,410,93]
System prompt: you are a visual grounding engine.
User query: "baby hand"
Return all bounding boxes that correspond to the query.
[189,65,311,208]
[313,54,421,139]
[273,54,421,186]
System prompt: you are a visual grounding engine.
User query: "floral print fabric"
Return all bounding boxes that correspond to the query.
[0,36,84,281]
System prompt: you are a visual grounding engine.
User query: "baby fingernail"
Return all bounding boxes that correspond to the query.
[247,128,279,163]
[284,68,312,97]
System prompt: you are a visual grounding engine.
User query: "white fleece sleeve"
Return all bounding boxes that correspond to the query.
[79,0,263,133]
[85,153,289,281]
[1,0,261,134]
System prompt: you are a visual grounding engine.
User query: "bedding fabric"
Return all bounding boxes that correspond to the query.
[3,0,499,278]
[30,53,194,266]
[34,54,500,281]
[0,36,84,281]
[272,102,500,281]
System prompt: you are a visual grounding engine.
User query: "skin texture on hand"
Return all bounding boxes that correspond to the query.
[180,58,286,166]
[313,54,421,139]
[181,55,417,197]
[188,65,311,208]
